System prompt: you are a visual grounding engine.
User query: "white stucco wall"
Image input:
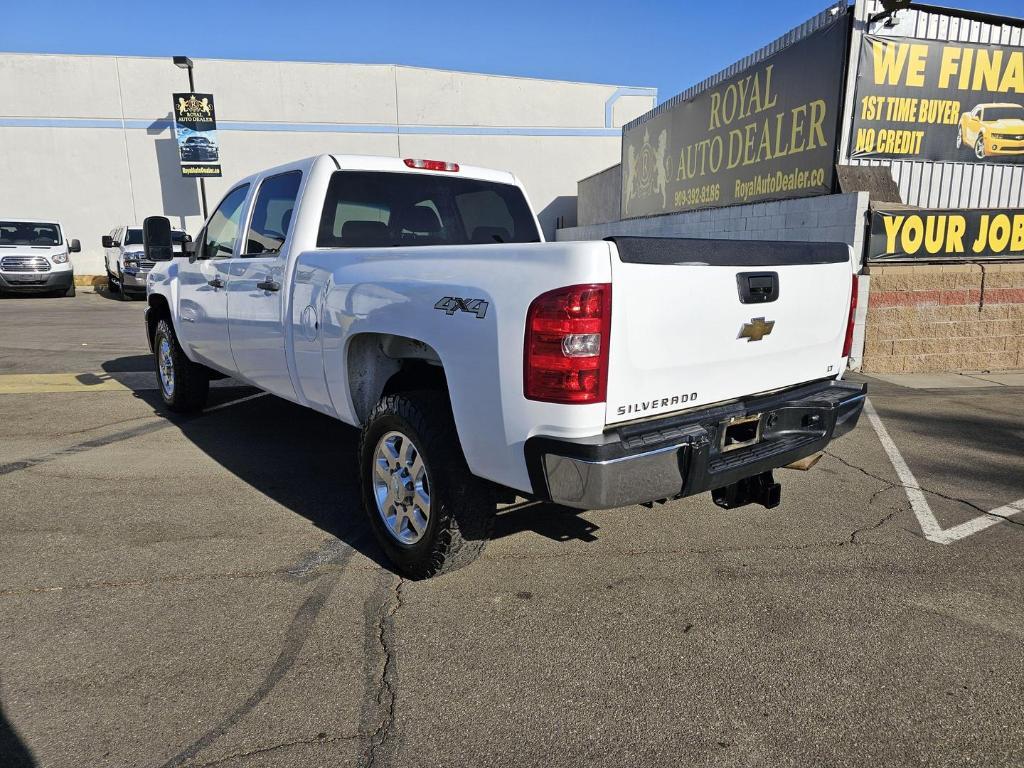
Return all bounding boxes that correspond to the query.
[0,53,655,275]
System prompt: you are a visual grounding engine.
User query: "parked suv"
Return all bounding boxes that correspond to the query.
[0,219,79,297]
[103,225,188,298]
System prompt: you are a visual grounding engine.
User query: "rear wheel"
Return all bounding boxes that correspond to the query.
[359,391,494,578]
[955,126,963,150]
[153,318,209,412]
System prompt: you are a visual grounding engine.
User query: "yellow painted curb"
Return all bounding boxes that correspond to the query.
[0,372,144,394]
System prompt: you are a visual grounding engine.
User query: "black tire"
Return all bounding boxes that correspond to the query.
[106,270,120,294]
[64,282,76,298]
[153,318,209,412]
[118,271,130,301]
[359,391,494,578]
[975,135,986,160]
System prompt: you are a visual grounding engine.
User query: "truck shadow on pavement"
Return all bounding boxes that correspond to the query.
[126,385,601,574]
[0,701,36,768]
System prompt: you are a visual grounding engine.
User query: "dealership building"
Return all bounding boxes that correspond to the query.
[558,0,1024,374]
[0,54,655,273]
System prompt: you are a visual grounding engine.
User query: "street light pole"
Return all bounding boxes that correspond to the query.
[173,55,209,221]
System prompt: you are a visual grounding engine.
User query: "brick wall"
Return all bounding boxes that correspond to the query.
[863,263,1024,373]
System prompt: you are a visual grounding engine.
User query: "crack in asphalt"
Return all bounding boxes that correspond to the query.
[825,451,1024,530]
[363,576,404,768]
[0,569,287,597]
[0,538,374,598]
[850,509,899,544]
[191,732,366,767]
[0,419,174,477]
[154,538,359,768]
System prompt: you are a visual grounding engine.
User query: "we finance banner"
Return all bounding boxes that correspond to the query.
[851,35,1024,163]
[869,208,1024,261]
[620,17,847,218]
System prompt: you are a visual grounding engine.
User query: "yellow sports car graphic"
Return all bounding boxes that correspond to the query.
[956,102,1024,159]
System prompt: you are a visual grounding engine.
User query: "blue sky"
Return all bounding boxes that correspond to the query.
[5,0,1023,102]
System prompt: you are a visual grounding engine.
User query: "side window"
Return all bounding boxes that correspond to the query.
[202,184,250,259]
[244,171,302,257]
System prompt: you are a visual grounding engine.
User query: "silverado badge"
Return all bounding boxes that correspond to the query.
[738,317,775,342]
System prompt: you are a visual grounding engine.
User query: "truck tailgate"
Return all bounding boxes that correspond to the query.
[605,238,853,426]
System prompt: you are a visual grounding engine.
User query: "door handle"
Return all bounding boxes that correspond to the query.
[256,276,281,293]
[207,276,225,289]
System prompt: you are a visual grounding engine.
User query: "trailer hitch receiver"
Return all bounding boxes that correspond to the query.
[711,471,781,510]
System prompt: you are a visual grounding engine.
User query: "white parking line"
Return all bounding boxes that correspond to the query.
[864,398,1024,544]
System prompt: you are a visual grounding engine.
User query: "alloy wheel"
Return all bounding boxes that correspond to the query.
[372,430,431,545]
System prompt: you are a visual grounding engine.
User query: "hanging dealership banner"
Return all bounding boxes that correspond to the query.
[620,17,847,219]
[851,35,1024,162]
[869,207,1024,261]
[172,92,222,177]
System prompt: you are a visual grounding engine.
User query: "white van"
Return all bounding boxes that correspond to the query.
[0,219,79,297]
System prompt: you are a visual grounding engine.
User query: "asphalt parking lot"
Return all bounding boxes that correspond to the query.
[1,290,1022,768]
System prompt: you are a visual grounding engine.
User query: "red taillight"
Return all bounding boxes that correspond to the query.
[842,274,859,357]
[524,284,611,404]
[403,158,460,172]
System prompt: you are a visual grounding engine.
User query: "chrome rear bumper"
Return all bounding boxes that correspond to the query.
[525,379,866,510]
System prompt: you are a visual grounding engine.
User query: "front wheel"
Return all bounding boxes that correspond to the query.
[975,135,987,159]
[955,126,963,150]
[153,318,209,412]
[359,391,494,578]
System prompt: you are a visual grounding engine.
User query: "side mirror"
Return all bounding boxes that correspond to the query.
[69,239,81,253]
[101,235,114,249]
[184,238,199,263]
[143,216,174,262]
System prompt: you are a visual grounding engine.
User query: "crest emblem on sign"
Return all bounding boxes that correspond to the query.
[623,127,668,215]
[177,95,212,117]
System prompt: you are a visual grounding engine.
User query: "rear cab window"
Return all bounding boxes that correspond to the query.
[316,171,540,248]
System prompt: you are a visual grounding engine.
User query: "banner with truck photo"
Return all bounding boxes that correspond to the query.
[850,35,1024,163]
[172,92,222,178]
[868,207,1024,261]
[620,17,847,218]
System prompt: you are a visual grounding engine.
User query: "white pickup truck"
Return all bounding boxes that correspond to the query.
[141,154,865,578]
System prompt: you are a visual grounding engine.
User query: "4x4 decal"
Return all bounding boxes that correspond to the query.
[434,296,489,319]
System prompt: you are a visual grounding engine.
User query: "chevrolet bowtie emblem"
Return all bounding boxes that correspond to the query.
[739,317,775,342]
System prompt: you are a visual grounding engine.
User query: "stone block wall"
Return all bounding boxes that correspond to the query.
[863,263,1024,373]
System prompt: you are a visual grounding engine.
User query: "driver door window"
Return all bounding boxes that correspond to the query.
[203,184,250,259]
[244,171,302,257]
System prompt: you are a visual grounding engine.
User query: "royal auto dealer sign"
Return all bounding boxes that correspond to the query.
[620,17,847,218]
[172,93,222,178]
